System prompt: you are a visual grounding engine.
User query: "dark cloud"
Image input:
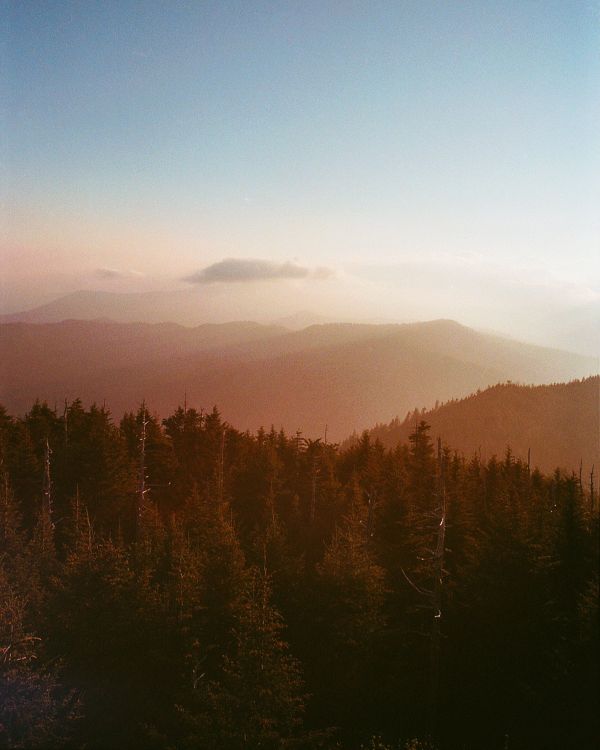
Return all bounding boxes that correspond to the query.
[183,258,334,284]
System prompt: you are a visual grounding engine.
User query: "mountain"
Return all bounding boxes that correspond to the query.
[1,318,596,441]
[0,291,360,330]
[0,289,214,326]
[271,311,334,330]
[4,288,599,356]
[352,377,600,475]
[0,318,286,373]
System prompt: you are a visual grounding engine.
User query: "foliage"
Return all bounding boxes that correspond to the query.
[0,399,597,749]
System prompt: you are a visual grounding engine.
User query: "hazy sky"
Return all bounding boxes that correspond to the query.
[2,1,599,349]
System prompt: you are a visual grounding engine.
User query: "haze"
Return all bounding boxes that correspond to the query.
[2,2,599,354]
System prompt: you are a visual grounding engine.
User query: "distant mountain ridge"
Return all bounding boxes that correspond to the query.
[1,318,596,444]
[0,291,345,330]
[3,288,598,358]
[0,289,209,325]
[350,377,600,474]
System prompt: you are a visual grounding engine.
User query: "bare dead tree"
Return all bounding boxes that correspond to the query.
[364,489,379,542]
[43,437,54,528]
[309,454,319,526]
[85,505,93,555]
[294,429,303,457]
[63,399,69,449]
[303,438,322,526]
[217,427,226,506]
[137,403,150,538]
[429,437,447,735]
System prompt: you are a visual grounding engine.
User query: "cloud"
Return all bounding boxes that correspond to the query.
[183,258,335,284]
[95,267,145,280]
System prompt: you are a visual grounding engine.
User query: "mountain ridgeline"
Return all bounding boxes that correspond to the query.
[348,377,600,475]
[2,288,598,357]
[1,318,596,443]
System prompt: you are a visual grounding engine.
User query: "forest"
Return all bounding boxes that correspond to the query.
[0,399,598,749]
[353,377,599,475]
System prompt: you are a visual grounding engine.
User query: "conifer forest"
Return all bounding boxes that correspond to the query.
[0,400,597,750]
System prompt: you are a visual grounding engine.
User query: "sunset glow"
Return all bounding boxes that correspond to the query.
[3,2,599,352]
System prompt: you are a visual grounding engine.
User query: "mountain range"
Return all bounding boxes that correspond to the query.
[1,318,596,445]
[3,289,598,358]
[0,289,338,330]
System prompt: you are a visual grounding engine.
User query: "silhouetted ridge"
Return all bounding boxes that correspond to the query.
[350,377,599,474]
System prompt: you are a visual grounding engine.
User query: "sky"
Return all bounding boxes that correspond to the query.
[2,1,599,351]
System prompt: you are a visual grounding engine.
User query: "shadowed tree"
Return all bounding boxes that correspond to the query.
[178,568,307,750]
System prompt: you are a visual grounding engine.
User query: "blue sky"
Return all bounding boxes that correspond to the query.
[2,1,599,349]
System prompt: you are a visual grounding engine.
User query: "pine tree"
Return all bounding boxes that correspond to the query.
[0,564,80,748]
[178,568,306,750]
[310,492,386,738]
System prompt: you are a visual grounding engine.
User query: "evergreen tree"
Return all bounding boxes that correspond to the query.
[0,565,79,749]
[310,492,386,740]
[0,398,597,749]
[179,569,306,750]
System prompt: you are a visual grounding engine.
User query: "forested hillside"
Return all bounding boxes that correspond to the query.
[1,319,596,439]
[1,400,597,749]
[351,377,600,475]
